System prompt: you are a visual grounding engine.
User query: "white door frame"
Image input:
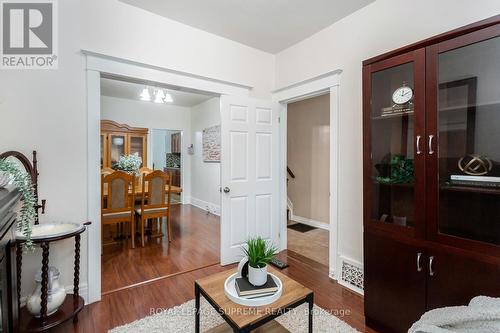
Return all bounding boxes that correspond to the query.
[272,69,342,280]
[84,50,251,304]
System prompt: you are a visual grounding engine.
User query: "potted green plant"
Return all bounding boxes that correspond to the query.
[242,237,277,286]
[0,158,36,248]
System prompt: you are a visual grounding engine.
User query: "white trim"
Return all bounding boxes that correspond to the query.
[289,215,329,231]
[86,69,101,303]
[337,255,364,295]
[83,51,251,97]
[190,197,221,216]
[272,70,342,102]
[274,70,341,282]
[85,52,251,304]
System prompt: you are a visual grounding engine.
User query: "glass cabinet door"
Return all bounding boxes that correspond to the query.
[129,135,146,167]
[428,31,500,247]
[109,134,126,168]
[364,50,425,237]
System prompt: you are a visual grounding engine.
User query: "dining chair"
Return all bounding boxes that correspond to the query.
[101,171,135,249]
[101,167,115,176]
[135,170,172,247]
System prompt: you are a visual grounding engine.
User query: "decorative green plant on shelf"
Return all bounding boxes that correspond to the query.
[115,153,142,175]
[0,159,35,248]
[376,154,414,184]
[242,236,277,269]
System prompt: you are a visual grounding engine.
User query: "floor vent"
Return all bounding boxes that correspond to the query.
[340,258,364,294]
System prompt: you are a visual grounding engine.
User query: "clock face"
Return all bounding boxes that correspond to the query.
[392,86,413,105]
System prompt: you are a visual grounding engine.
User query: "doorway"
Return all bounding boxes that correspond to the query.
[98,75,221,294]
[286,94,330,267]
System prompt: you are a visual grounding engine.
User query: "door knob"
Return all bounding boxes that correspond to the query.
[223,187,230,193]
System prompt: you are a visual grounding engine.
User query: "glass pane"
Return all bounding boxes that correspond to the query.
[438,36,500,245]
[129,136,144,166]
[110,134,125,168]
[371,62,415,228]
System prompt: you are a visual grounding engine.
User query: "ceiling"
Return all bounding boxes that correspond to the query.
[119,0,374,53]
[100,78,213,107]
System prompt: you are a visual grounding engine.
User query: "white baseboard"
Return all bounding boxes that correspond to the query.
[290,214,329,230]
[337,255,364,295]
[190,197,220,216]
[20,283,89,307]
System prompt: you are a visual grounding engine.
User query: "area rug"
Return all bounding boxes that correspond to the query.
[108,298,359,333]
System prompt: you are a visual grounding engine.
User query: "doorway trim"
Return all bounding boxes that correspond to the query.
[85,50,250,303]
[273,69,342,280]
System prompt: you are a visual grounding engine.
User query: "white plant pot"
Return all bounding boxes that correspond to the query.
[248,264,268,286]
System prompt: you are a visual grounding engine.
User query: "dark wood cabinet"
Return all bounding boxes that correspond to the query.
[364,232,426,333]
[164,168,181,187]
[171,132,181,154]
[363,15,500,333]
[425,246,500,310]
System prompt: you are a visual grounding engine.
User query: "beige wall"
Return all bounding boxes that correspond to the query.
[287,94,330,224]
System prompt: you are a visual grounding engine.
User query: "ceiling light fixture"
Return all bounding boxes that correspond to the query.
[154,89,165,103]
[140,87,151,101]
[163,91,173,103]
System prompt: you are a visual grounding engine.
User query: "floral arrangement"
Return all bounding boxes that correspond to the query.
[0,159,36,248]
[115,153,142,175]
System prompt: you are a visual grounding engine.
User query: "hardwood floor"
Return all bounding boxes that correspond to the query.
[287,222,329,266]
[53,249,376,333]
[102,204,220,293]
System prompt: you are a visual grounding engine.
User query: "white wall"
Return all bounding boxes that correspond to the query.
[81,0,275,99]
[275,0,500,266]
[190,98,221,215]
[101,96,191,200]
[0,0,87,299]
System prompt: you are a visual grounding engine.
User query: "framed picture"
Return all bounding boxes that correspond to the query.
[202,125,221,162]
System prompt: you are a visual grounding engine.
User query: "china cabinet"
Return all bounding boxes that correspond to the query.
[100,120,148,168]
[363,15,500,333]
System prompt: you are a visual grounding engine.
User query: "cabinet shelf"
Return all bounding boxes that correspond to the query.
[371,111,414,120]
[440,184,500,195]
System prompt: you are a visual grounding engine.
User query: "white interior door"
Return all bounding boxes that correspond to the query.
[220,95,280,265]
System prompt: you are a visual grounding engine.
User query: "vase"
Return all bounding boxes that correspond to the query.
[248,264,268,286]
[26,266,67,317]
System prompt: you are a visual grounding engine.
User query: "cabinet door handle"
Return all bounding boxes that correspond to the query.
[416,136,422,155]
[428,135,435,155]
[417,252,422,272]
[429,256,435,276]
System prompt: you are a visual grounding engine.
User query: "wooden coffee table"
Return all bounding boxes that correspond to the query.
[195,267,314,333]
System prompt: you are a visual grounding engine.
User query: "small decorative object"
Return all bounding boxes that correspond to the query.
[375,154,414,184]
[187,144,194,155]
[202,125,221,162]
[393,216,407,226]
[0,158,36,247]
[458,154,492,176]
[26,266,66,317]
[115,153,142,175]
[242,237,277,287]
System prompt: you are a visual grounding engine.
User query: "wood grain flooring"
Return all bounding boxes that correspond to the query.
[287,223,329,266]
[51,250,376,333]
[101,204,220,293]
